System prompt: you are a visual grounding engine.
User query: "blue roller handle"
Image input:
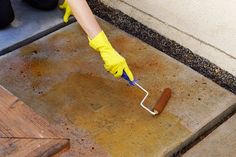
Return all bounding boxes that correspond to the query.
[121,71,137,86]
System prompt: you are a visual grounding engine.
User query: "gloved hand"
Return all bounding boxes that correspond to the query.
[59,0,72,23]
[89,31,134,81]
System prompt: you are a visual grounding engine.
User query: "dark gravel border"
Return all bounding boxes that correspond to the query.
[88,0,236,95]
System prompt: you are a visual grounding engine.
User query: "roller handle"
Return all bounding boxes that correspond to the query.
[121,71,137,86]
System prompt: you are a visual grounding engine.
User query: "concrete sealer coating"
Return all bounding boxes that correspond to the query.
[0,20,235,156]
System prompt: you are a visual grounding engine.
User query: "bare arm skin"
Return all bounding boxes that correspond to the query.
[67,0,102,39]
[61,0,134,80]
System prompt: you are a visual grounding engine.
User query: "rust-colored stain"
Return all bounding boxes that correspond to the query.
[37,72,190,156]
[0,21,234,156]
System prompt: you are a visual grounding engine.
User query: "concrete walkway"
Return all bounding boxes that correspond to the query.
[0,19,235,156]
[101,0,236,76]
[183,114,236,157]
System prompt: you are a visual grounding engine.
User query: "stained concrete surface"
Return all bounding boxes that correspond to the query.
[0,19,235,156]
[0,0,65,54]
[183,114,236,157]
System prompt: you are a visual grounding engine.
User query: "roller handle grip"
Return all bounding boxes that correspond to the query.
[121,71,137,86]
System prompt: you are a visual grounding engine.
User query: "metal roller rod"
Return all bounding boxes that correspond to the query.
[134,82,158,115]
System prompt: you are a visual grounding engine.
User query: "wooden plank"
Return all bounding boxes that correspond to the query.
[0,86,70,156]
[0,85,61,138]
[0,138,69,157]
[0,86,18,107]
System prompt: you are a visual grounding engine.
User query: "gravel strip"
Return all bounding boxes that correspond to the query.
[88,0,236,95]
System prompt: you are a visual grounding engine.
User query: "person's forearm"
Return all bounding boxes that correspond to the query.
[67,0,102,39]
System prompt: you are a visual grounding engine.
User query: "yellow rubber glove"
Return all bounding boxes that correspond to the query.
[89,31,134,81]
[59,0,73,23]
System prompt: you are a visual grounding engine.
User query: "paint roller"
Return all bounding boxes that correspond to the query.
[121,72,171,116]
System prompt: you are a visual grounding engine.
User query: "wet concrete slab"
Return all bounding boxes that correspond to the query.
[0,19,235,156]
[183,114,236,157]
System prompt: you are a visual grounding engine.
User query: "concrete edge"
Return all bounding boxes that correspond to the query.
[0,18,76,56]
[169,102,236,157]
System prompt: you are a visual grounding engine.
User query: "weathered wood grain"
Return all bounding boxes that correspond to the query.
[0,85,61,138]
[0,138,69,157]
[0,86,69,156]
